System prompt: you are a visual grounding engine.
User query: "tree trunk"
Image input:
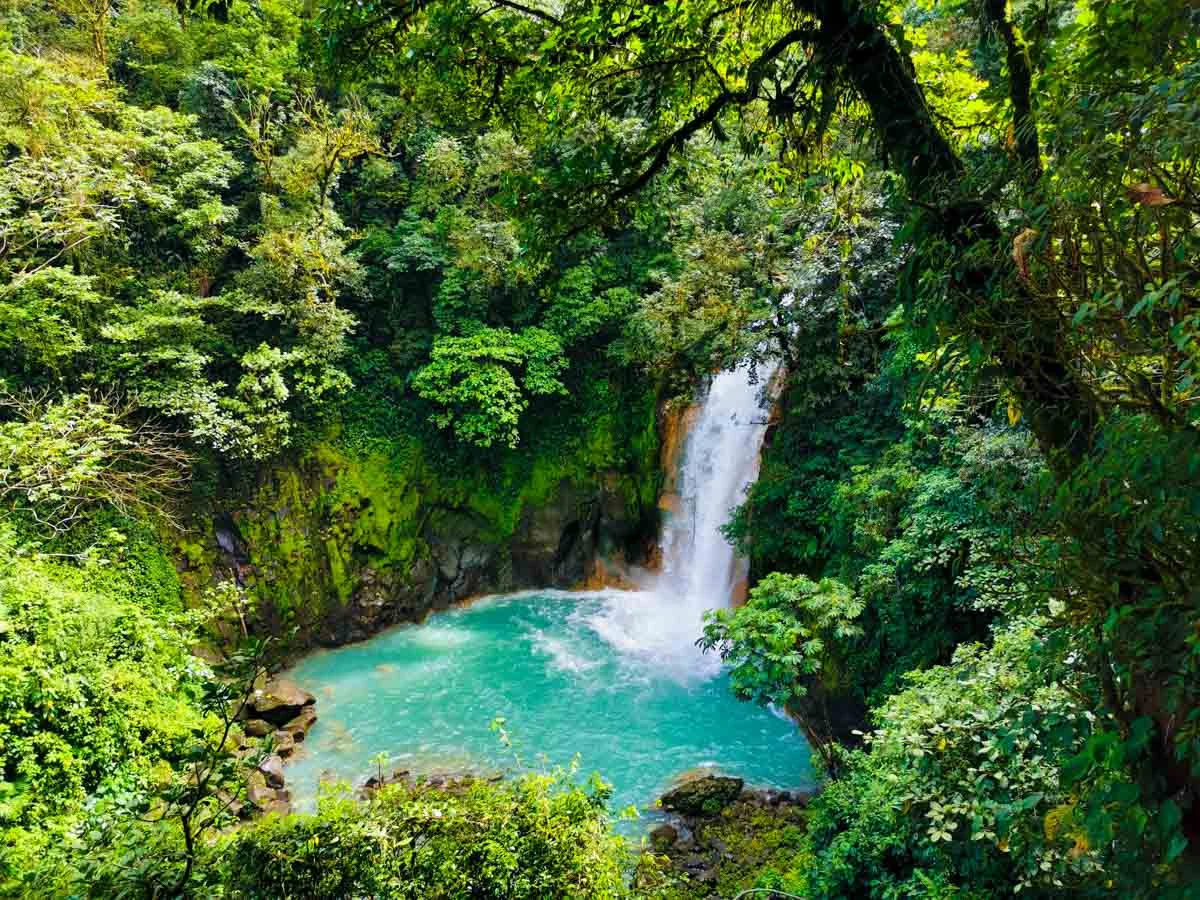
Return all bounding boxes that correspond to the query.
[798,0,1097,469]
[982,0,1042,186]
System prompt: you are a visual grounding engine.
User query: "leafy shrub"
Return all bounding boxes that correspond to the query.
[216,773,629,899]
[0,529,205,893]
[0,393,189,535]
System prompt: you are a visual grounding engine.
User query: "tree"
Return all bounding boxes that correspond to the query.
[411,326,568,447]
[0,392,189,535]
[50,0,114,65]
[0,525,207,895]
[798,621,1190,898]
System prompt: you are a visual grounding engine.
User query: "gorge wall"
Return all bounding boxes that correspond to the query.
[177,387,665,650]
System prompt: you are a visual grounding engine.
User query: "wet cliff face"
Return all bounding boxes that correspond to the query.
[178,391,663,650]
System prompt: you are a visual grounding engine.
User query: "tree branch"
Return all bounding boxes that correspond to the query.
[982,0,1041,186]
[490,0,560,25]
[588,27,818,221]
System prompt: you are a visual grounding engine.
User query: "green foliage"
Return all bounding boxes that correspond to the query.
[0,28,369,460]
[701,574,863,710]
[0,392,189,535]
[2,0,1199,896]
[412,327,568,448]
[798,621,1192,898]
[0,527,205,893]
[216,774,628,899]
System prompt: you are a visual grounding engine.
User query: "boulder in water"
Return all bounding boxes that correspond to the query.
[660,775,744,816]
[281,706,318,741]
[246,679,315,726]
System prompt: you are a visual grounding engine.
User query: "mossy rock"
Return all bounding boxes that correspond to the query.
[660,775,744,816]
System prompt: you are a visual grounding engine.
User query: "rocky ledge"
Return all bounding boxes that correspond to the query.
[359,768,504,799]
[235,678,319,818]
[636,775,810,898]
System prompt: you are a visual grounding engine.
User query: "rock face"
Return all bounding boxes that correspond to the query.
[270,730,296,758]
[649,823,679,851]
[242,718,272,738]
[183,429,662,650]
[660,775,745,816]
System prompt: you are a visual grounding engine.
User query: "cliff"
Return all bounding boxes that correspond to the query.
[177,382,664,649]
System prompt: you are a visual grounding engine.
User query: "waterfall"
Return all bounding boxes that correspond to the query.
[580,361,779,681]
[658,361,779,610]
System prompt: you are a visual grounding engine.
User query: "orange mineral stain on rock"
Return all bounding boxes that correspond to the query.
[730,574,750,608]
[577,557,641,591]
[651,397,702,572]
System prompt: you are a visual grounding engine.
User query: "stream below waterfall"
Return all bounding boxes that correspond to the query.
[282,363,814,827]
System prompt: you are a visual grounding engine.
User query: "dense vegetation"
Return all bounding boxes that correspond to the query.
[0,0,1197,896]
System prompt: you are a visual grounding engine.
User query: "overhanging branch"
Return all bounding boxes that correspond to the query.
[491,0,560,25]
[604,27,818,209]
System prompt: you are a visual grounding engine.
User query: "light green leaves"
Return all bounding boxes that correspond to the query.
[411,327,567,447]
[699,573,861,709]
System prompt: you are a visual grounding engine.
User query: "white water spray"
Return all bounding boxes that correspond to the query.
[580,361,780,681]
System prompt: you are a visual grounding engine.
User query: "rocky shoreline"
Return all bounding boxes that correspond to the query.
[235,678,319,818]
[236,682,811,899]
[638,775,810,898]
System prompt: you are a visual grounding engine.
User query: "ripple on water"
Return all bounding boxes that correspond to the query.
[526,627,602,676]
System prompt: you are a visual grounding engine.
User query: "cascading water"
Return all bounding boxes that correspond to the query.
[582,361,780,679]
[282,359,810,822]
[661,361,779,603]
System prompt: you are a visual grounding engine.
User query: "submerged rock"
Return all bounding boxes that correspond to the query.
[660,775,744,816]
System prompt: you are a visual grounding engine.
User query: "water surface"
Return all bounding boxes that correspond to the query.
[284,590,814,823]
